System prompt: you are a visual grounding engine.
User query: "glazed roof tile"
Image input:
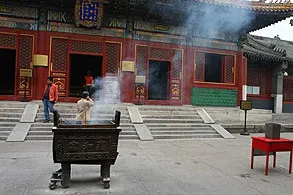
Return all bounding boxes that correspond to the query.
[197,0,293,12]
[243,34,293,62]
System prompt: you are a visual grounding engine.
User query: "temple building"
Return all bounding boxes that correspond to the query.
[243,34,293,113]
[0,0,293,112]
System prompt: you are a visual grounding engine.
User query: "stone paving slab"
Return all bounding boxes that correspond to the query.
[6,123,31,142]
[1,134,293,194]
[133,124,154,141]
[211,124,235,139]
[127,106,143,124]
[20,103,39,123]
[196,108,215,124]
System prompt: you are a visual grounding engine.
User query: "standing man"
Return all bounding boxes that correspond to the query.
[43,77,58,123]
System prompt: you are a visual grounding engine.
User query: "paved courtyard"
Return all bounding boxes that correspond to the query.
[1,133,293,195]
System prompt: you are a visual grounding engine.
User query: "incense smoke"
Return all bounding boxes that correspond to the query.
[91,76,121,118]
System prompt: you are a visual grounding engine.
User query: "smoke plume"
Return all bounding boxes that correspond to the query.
[91,76,121,117]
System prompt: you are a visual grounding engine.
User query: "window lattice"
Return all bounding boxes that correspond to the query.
[150,48,170,60]
[260,70,270,95]
[247,68,261,86]
[137,46,147,76]
[224,56,234,84]
[19,35,33,69]
[195,52,205,81]
[106,43,120,75]
[172,50,182,78]
[0,34,16,48]
[284,77,293,102]
[52,38,68,72]
[70,40,103,54]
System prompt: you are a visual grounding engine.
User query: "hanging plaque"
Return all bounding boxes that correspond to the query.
[75,0,104,29]
[20,69,33,78]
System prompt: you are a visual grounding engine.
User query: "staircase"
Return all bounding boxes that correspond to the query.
[139,106,221,139]
[0,102,26,140]
[26,103,138,140]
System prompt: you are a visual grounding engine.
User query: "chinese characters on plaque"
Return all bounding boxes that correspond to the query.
[75,0,103,29]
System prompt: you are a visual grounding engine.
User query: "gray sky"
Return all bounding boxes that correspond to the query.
[250,16,293,41]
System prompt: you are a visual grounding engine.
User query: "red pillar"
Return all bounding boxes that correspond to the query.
[183,46,194,105]
[237,51,247,105]
[120,39,135,103]
[33,31,50,100]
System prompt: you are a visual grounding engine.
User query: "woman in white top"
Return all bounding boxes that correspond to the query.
[76,91,94,123]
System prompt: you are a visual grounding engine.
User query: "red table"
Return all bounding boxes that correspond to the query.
[251,136,293,175]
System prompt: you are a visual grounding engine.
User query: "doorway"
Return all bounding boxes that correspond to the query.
[69,54,103,97]
[0,49,16,95]
[148,60,170,100]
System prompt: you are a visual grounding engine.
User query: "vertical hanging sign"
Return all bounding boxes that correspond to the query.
[75,0,104,29]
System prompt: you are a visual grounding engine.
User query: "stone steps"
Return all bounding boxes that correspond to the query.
[153,134,221,139]
[147,123,211,127]
[36,113,130,119]
[34,118,130,123]
[28,129,137,136]
[26,134,138,140]
[0,117,20,122]
[38,109,128,114]
[143,119,203,123]
[39,105,127,109]
[0,112,23,118]
[149,126,212,131]
[0,126,14,131]
[0,108,24,113]
[0,104,26,108]
[0,102,24,141]
[138,105,195,109]
[30,122,133,127]
[140,111,199,115]
[150,130,216,134]
[138,106,220,139]
[141,115,201,119]
[0,131,11,136]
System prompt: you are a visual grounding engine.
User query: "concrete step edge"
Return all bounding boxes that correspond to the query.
[153,134,221,139]
[26,134,139,140]
[146,123,208,126]
[150,131,217,134]
[149,126,212,129]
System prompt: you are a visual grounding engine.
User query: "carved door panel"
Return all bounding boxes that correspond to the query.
[50,38,68,96]
[18,35,34,97]
[171,49,183,102]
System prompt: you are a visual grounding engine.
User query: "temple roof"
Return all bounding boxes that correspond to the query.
[7,0,293,32]
[200,0,293,12]
[243,34,293,62]
[193,0,293,32]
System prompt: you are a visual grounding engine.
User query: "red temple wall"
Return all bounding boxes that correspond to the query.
[0,27,246,105]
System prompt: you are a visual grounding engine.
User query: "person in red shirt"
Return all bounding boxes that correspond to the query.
[43,77,58,123]
[84,71,94,97]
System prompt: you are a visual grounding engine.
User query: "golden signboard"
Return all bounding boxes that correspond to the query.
[122,61,135,72]
[33,55,48,67]
[154,24,169,32]
[240,100,252,110]
[135,76,146,84]
[20,69,33,78]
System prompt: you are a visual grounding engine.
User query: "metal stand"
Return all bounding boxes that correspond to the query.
[240,110,250,136]
[20,77,29,102]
